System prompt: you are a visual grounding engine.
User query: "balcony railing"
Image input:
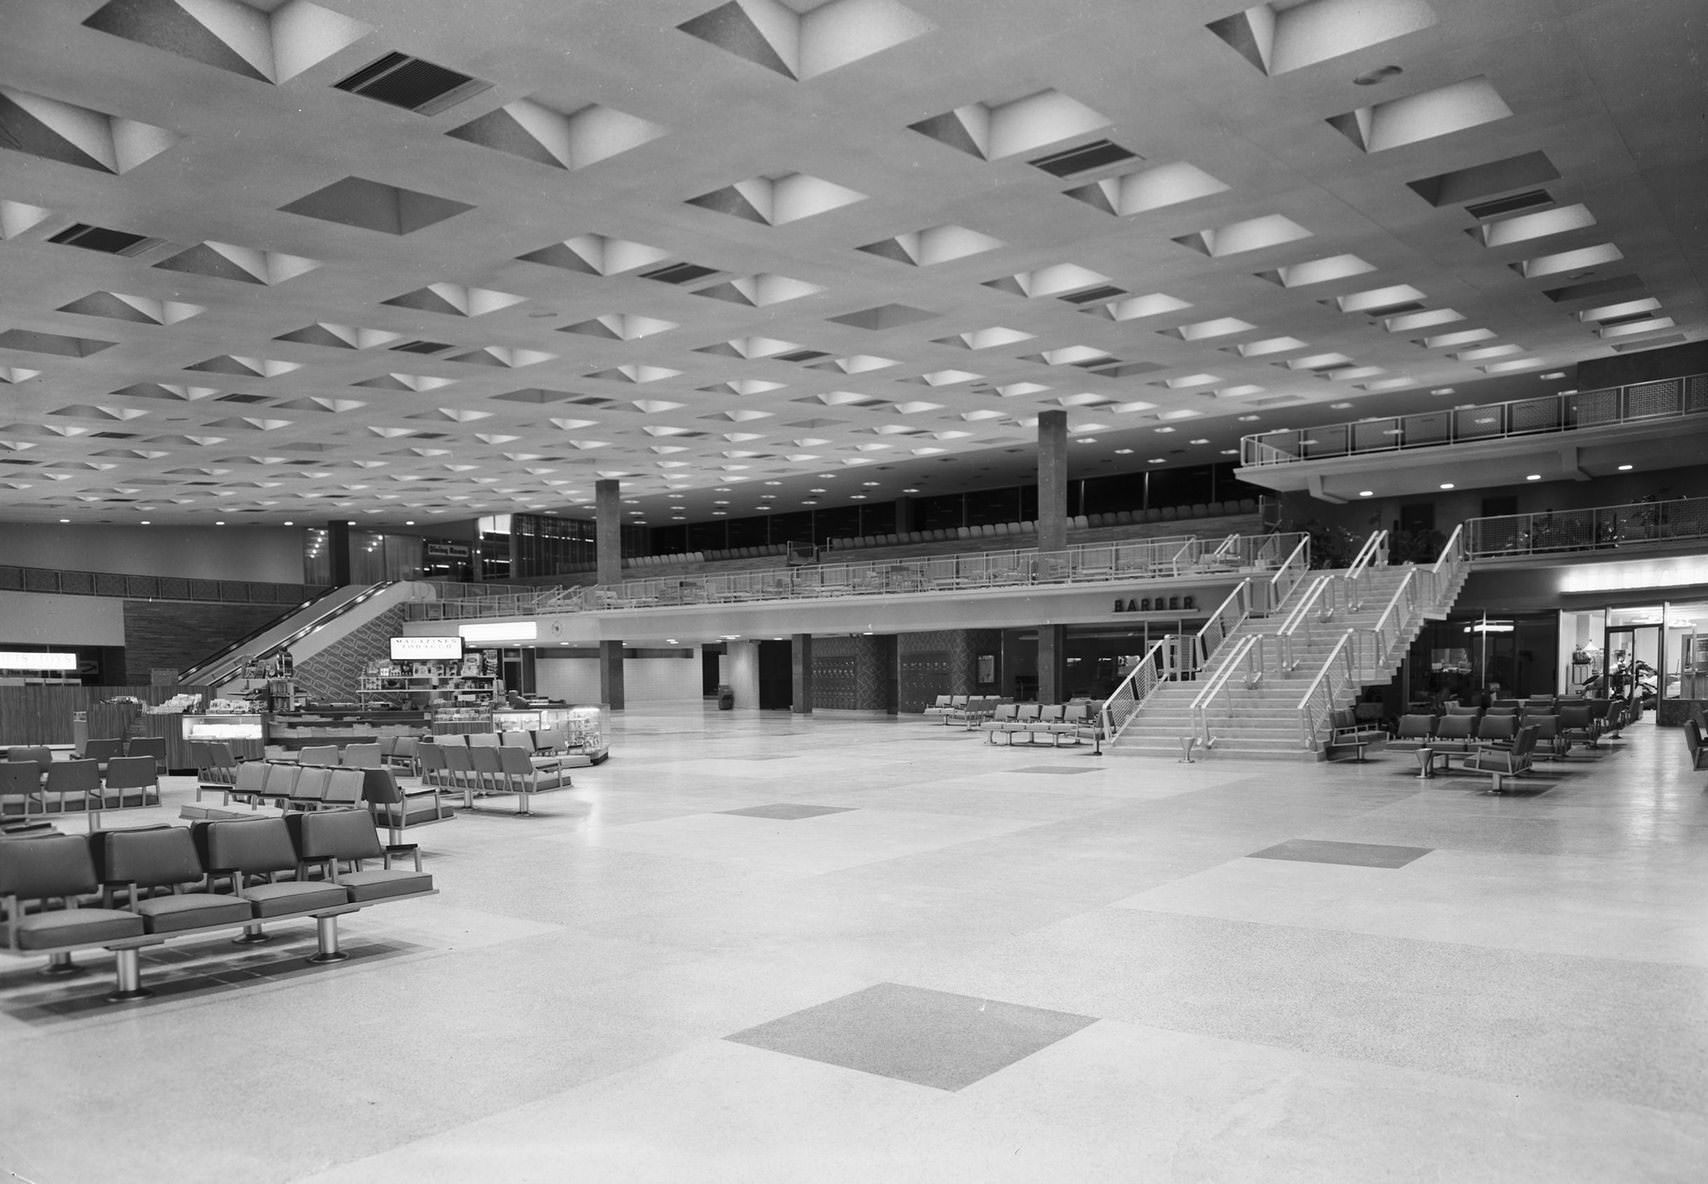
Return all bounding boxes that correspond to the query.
[1240,373,1708,467]
[1465,494,1708,559]
[405,532,1306,622]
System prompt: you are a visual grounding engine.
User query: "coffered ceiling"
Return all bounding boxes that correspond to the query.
[1,0,1703,528]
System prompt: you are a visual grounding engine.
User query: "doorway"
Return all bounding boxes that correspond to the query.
[1602,622,1661,705]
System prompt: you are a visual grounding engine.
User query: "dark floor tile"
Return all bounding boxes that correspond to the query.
[719,803,857,820]
[1248,838,1433,868]
[726,981,1097,1091]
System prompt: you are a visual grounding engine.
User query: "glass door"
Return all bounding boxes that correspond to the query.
[1601,620,1661,708]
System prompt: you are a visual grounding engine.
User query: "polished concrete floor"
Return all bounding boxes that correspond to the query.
[4,708,1706,1182]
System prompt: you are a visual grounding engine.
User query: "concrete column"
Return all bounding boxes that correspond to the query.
[326,520,352,585]
[595,479,622,586]
[791,633,813,714]
[1038,624,1066,704]
[853,634,898,714]
[1037,409,1068,555]
[893,495,913,534]
[598,639,625,711]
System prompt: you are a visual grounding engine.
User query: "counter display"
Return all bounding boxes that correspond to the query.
[182,713,268,762]
[267,708,430,750]
[492,704,608,764]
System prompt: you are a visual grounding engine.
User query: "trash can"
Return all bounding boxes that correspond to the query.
[716,685,734,710]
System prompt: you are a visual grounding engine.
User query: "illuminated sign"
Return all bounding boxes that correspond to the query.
[1559,558,1708,594]
[458,620,538,643]
[0,651,77,671]
[1113,594,1196,613]
[390,636,463,660]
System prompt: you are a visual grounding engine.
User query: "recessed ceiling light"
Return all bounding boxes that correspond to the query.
[1237,415,1260,422]
[901,487,919,493]
[140,520,151,525]
[1155,426,1175,433]
[346,519,355,525]
[404,520,414,525]
[1358,490,1373,497]
[763,480,781,485]
[1429,387,1455,396]
[1220,449,1238,455]
[1149,457,1166,463]
[1618,463,1633,471]
[1439,483,1454,490]
[862,480,880,486]
[1189,438,1209,445]
[1539,371,1566,380]
[850,494,867,500]
[59,518,70,523]
[1525,474,1541,481]
[1330,402,1353,409]
[1077,437,1098,444]
[1115,447,1134,455]
[283,521,293,526]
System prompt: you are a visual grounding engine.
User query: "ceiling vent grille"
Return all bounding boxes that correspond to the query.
[1028,139,1136,176]
[334,52,492,115]
[1466,189,1554,220]
[47,223,157,255]
[639,262,720,284]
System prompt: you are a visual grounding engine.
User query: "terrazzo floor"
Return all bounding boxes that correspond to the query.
[3,707,1705,1182]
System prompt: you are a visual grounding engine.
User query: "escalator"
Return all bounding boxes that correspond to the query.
[179,582,396,688]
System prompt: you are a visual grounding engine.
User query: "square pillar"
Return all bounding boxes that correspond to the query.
[598,638,625,711]
[1038,624,1066,705]
[791,633,813,713]
[595,478,622,586]
[1037,409,1068,555]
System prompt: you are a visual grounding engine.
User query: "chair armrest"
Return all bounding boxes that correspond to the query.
[383,843,422,872]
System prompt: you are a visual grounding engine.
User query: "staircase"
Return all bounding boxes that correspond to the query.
[1103,527,1470,760]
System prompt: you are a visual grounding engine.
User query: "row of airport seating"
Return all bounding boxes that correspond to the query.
[921,695,1004,727]
[69,736,169,774]
[980,703,1099,747]
[828,500,1261,551]
[0,812,433,1001]
[0,755,161,826]
[1684,711,1708,771]
[1388,715,1546,792]
[219,762,454,843]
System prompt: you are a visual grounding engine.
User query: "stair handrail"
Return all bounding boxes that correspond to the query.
[1190,579,1252,675]
[1268,534,1311,610]
[1098,637,1174,744]
[1296,629,1357,751]
[1429,523,1467,609]
[1355,568,1420,680]
[1189,634,1262,750]
[1210,533,1240,563]
[1273,574,1339,672]
[1343,530,1388,611]
[183,581,395,686]
[1164,537,1202,576]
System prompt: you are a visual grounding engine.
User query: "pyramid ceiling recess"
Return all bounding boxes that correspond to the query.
[0,0,1702,526]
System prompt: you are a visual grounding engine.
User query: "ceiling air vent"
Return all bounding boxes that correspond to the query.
[390,339,455,354]
[333,52,492,115]
[47,223,157,256]
[639,261,720,285]
[1028,139,1137,177]
[1058,284,1126,304]
[1466,189,1554,220]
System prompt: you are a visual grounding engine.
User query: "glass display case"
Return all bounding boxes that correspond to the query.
[489,703,608,763]
[182,713,267,761]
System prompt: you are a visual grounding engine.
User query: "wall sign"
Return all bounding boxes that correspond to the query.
[1113,594,1195,613]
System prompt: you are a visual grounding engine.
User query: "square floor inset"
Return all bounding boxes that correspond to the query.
[719,803,857,820]
[1248,839,1432,868]
[1008,766,1095,775]
[725,982,1097,1091]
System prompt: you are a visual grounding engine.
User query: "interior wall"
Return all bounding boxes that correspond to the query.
[624,655,704,704]
[0,591,125,647]
[723,641,761,708]
[0,523,305,583]
[535,656,600,704]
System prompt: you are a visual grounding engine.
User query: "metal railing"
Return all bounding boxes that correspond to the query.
[1189,634,1263,750]
[1273,574,1340,673]
[1190,580,1253,676]
[1296,629,1356,751]
[1241,372,1708,467]
[1343,529,1387,611]
[1430,523,1467,607]
[1349,568,1419,683]
[1266,534,1311,611]
[1098,637,1174,745]
[1464,494,1708,559]
[408,532,1308,622]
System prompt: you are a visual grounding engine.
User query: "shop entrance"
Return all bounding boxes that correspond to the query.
[1600,622,1661,704]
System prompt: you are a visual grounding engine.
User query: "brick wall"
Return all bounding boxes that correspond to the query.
[121,600,294,683]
